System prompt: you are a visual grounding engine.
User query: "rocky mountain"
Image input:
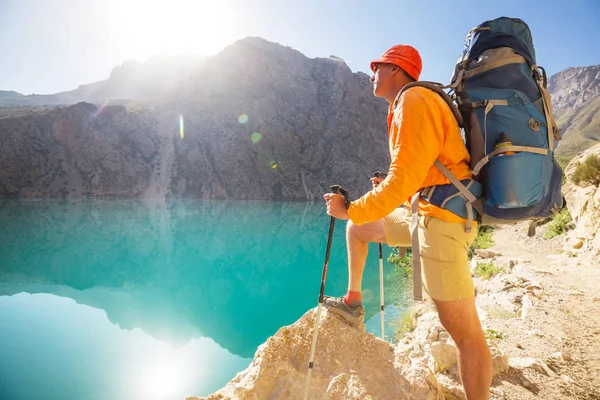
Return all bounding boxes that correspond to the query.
[0,54,207,106]
[168,37,388,200]
[0,102,160,197]
[548,65,600,156]
[0,38,389,201]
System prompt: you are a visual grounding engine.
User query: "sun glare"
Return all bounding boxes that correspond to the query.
[109,0,238,60]
[138,362,182,400]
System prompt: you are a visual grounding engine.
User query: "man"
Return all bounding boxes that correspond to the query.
[322,45,492,399]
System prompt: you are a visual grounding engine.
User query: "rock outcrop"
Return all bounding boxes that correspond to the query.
[189,309,411,400]
[187,305,509,400]
[563,143,600,256]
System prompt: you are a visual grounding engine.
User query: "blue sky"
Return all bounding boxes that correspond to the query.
[1,0,599,95]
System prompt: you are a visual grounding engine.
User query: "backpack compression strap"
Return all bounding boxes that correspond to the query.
[533,65,562,149]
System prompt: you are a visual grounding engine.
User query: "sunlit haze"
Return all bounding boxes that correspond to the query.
[109,0,238,59]
[1,0,599,94]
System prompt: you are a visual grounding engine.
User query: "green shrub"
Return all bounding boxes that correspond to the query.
[388,247,412,278]
[557,155,574,184]
[484,329,505,340]
[468,225,494,259]
[474,261,500,280]
[571,154,600,187]
[543,208,573,239]
[391,308,417,340]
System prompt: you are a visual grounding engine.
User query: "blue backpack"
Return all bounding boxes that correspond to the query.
[403,17,564,230]
[401,17,565,300]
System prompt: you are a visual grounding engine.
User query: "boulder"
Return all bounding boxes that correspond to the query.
[474,249,502,259]
[189,308,437,400]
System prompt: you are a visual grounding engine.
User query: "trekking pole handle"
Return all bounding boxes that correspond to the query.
[373,171,387,179]
[330,185,350,209]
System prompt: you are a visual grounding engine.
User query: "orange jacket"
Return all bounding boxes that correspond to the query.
[347,86,472,225]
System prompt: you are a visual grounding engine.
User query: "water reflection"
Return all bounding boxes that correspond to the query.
[0,292,249,400]
[0,199,410,398]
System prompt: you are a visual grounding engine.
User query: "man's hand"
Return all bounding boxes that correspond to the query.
[323,193,349,220]
[371,176,384,190]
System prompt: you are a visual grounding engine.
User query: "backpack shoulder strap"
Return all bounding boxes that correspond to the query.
[394,81,463,128]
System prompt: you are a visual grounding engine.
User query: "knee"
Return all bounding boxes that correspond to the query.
[346,220,386,244]
[440,318,485,348]
[438,313,463,339]
[346,220,362,240]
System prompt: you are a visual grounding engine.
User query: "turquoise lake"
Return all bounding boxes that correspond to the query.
[0,199,411,400]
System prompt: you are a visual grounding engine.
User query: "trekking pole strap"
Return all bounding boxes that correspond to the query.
[410,193,423,301]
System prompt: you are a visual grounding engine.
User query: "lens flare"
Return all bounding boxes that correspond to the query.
[238,114,248,124]
[251,132,262,143]
[93,100,110,118]
[179,115,184,139]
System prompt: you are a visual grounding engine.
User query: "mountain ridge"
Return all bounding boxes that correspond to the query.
[0,37,389,200]
[548,64,600,156]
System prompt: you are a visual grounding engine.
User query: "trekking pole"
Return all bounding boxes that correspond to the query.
[378,242,385,340]
[304,184,346,400]
[373,171,386,340]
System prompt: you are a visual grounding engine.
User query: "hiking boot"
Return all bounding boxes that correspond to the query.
[323,295,365,326]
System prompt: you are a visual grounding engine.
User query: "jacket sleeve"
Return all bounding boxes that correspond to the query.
[347,89,445,225]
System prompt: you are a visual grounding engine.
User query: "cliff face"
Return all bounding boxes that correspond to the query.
[0,38,389,201]
[548,65,600,156]
[168,37,388,201]
[0,103,160,197]
[548,65,600,116]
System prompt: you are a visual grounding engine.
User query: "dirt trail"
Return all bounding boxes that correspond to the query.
[484,223,600,399]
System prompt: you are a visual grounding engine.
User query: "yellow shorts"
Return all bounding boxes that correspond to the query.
[381,208,477,301]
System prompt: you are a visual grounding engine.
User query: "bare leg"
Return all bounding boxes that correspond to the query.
[346,220,386,292]
[434,298,492,400]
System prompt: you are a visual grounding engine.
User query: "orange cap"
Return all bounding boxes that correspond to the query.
[370,45,422,81]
